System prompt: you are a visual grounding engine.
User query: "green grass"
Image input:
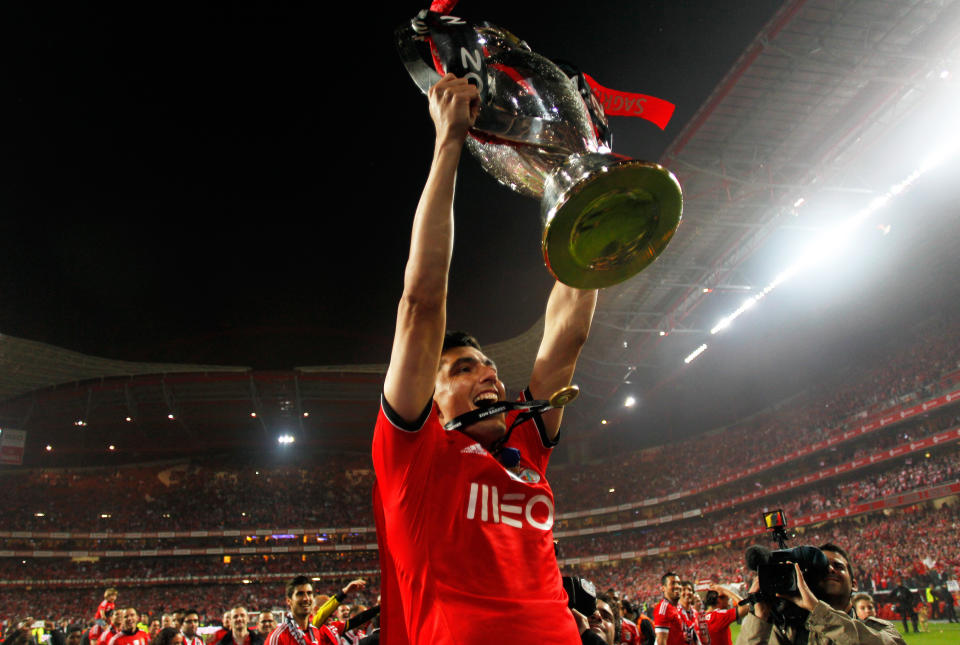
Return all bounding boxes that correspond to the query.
[729,620,960,644]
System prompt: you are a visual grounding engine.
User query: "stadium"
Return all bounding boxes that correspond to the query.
[3,1,960,644]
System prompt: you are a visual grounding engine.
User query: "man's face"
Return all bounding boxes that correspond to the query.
[149,620,160,636]
[588,600,616,645]
[434,346,507,449]
[67,631,83,645]
[716,594,729,610]
[817,550,854,610]
[161,616,173,629]
[222,613,231,630]
[112,611,124,628]
[182,614,199,638]
[257,612,276,635]
[287,584,315,621]
[662,576,681,603]
[854,598,876,621]
[231,608,248,634]
[679,585,695,609]
[336,604,351,620]
[122,609,138,632]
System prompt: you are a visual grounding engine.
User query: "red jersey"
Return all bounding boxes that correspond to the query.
[620,617,640,645]
[372,394,579,645]
[266,622,323,645]
[108,631,150,645]
[182,636,204,645]
[94,600,115,621]
[704,608,737,645]
[98,628,118,645]
[654,599,689,645]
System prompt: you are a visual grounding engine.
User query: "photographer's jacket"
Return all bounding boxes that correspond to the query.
[372,393,581,644]
[735,601,905,645]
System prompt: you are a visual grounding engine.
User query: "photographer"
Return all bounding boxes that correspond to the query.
[736,544,904,645]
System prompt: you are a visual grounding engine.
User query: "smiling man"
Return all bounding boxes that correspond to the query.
[736,543,904,645]
[371,73,597,644]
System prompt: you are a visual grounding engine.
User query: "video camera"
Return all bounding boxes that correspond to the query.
[741,510,830,627]
[562,575,597,617]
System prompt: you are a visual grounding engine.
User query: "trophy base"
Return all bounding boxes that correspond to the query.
[542,154,683,289]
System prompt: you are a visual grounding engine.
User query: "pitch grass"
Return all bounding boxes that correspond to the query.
[728,620,960,644]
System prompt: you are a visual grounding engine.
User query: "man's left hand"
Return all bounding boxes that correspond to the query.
[778,562,818,612]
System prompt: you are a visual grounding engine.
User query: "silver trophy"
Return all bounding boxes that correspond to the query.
[397,12,683,288]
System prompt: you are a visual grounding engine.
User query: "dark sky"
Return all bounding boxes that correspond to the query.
[0,0,783,369]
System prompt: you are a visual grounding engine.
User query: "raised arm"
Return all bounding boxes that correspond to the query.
[528,282,598,440]
[383,74,479,423]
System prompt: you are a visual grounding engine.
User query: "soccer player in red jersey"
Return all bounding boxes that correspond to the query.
[181,610,203,645]
[703,586,747,645]
[107,609,149,645]
[620,616,641,645]
[677,581,703,645]
[372,73,597,644]
[99,608,124,645]
[655,573,690,645]
[266,576,324,645]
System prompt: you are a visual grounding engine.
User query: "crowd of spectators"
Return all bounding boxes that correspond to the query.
[2,314,958,632]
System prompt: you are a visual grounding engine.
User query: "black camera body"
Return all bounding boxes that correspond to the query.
[754,545,830,600]
[562,575,597,617]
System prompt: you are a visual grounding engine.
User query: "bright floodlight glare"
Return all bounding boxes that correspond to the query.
[684,344,708,364]
[167,413,175,420]
[624,396,636,408]
[701,121,960,341]
[278,434,295,445]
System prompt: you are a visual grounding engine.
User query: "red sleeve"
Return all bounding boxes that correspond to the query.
[654,601,675,629]
[709,608,737,630]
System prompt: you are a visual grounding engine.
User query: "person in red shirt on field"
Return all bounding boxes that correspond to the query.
[677,581,702,645]
[107,609,149,645]
[655,572,690,645]
[266,576,323,645]
[372,72,597,645]
[703,585,748,645]
[98,608,124,645]
[94,589,118,625]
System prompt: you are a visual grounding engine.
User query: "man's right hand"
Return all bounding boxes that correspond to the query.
[747,575,771,622]
[428,73,480,145]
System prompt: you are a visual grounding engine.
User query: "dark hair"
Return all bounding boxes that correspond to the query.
[660,571,679,586]
[820,542,853,571]
[597,592,621,643]
[151,628,181,645]
[704,590,719,608]
[680,580,694,589]
[66,626,84,637]
[183,610,199,620]
[285,575,313,598]
[442,330,481,354]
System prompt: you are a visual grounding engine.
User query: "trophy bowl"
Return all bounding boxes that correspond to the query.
[397,12,682,288]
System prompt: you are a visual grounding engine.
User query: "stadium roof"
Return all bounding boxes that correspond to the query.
[2,0,960,465]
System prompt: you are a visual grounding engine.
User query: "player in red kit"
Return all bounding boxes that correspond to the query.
[107,609,149,645]
[655,573,690,645]
[703,586,747,645]
[266,576,351,645]
[372,73,597,645]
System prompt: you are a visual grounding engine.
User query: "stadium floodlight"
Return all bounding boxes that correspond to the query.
[278,434,296,445]
[125,416,133,422]
[624,396,636,408]
[34,512,44,517]
[45,444,52,451]
[108,445,115,451]
[684,344,708,364]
